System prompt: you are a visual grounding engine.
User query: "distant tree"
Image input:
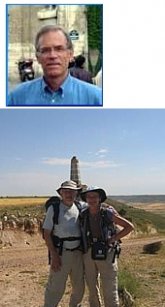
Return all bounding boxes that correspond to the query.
[86,5,102,75]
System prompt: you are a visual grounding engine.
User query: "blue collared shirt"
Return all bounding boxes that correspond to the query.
[8,74,102,106]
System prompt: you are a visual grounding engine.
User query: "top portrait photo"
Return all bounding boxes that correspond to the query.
[7,4,103,107]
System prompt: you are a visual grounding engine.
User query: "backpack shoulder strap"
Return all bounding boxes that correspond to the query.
[78,205,89,226]
[100,206,116,234]
[45,196,61,225]
[75,200,88,212]
[74,200,82,211]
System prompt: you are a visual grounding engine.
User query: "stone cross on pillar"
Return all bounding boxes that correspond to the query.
[70,156,81,186]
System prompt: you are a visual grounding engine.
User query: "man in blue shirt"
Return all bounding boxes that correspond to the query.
[8,25,102,106]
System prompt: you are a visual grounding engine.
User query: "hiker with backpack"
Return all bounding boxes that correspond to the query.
[80,186,134,307]
[42,180,84,307]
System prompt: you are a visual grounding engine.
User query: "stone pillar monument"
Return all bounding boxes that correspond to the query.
[70,156,81,186]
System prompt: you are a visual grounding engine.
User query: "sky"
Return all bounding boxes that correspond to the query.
[0,109,165,196]
[0,0,165,196]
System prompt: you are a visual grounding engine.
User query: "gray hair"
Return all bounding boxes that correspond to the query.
[35,24,73,51]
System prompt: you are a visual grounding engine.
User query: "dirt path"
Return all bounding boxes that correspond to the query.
[0,231,90,307]
[0,237,47,307]
[0,231,165,307]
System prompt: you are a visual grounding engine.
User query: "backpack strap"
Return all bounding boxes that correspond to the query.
[100,207,117,235]
[45,196,61,225]
[45,197,84,227]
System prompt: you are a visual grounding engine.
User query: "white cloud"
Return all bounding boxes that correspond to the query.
[15,157,22,161]
[41,156,119,169]
[95,148,108,156]
[42,157,70,166]
[80,160,119,169]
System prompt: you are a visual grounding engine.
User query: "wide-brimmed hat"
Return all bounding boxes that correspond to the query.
[80,186,107,203]
[57,180,81,195]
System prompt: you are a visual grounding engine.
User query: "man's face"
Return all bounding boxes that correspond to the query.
[60,189,77,206]
[86,192,100,208]
[36,30,73,79]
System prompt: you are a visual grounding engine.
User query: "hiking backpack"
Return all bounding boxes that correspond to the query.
[44,196,61,225]
[43,196,83,260]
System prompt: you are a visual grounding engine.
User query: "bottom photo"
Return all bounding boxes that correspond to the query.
[0,109,165,307]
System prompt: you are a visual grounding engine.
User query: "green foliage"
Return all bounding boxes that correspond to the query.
[86,5,102,50]
[106,197,165,233]
[118,269,140,298]
[118,208,127,217]
[86,5,102,75]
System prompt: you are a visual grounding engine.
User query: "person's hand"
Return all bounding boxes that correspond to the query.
[50,251,62,272]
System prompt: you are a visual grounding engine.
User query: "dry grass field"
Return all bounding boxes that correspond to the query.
[0,197,165,306]
[132,202,165,215]
[0,197,47,207]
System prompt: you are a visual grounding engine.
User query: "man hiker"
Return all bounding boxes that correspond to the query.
[43,180,84,307]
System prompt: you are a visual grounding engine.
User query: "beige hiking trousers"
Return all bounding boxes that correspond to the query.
[83,248,119,307]
[44,250,84,307]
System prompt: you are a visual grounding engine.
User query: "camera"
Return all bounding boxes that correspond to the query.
[91,240,107,260]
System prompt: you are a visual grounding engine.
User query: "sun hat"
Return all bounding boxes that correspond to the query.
[57,180,81,194]
[80,186,107,203]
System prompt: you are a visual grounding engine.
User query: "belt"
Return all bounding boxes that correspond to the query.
[64,246,80,252]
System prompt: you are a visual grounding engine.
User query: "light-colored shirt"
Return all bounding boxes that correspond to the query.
[8,74,102,106]
[43,201,81,249]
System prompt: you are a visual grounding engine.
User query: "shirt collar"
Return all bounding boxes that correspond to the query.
[61,201,73,211]
[41,73,71,96]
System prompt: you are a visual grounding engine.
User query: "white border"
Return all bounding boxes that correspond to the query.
[2,0,165,108]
